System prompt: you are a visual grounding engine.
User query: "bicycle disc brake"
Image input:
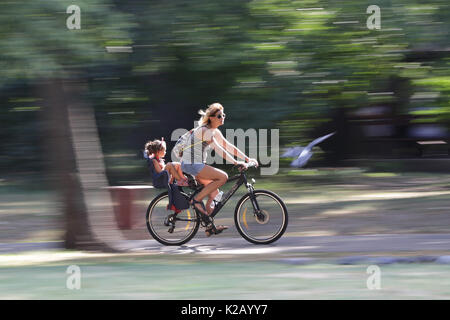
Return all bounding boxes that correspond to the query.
[255,209,270,225]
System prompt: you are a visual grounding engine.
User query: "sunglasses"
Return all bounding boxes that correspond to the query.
[213,113,226,119]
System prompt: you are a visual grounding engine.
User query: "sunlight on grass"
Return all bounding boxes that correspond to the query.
[284,190,450,205]
[363,172,398,178]
[320,205,375,216]
[348,191,450,201]
[0,251,127,267]
[287,169,322,176]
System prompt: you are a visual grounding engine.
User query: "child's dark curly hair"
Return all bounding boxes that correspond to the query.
[144,139,166,157]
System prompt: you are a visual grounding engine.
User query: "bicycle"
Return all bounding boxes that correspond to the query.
[145,163,288,245]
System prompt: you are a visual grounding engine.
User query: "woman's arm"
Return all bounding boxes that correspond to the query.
[198,127,248,166]
[214,130,250,162]
[210,136,239,165]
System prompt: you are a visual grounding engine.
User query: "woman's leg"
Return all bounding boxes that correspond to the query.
[196,177,219,215]
[192,165,228,214]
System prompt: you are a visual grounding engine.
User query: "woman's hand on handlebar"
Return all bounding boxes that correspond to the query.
[246,157,259,168]
[234,161,248,171]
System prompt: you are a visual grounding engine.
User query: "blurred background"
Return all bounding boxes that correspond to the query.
[0,0,449,299]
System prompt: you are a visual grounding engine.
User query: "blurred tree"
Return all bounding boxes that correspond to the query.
[0,0,134,250]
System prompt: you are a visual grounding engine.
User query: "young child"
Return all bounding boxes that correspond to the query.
[144,138,189,186]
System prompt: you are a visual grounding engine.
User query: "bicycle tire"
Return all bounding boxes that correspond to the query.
[146,191,200,246]
[234,189,288,244]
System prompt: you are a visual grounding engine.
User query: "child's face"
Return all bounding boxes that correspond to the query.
[157,147,166,158]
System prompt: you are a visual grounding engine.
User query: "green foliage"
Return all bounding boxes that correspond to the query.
[0,0,449,175]
[0,0,134,85]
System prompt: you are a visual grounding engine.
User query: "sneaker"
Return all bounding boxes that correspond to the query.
[205,225,228,237]
[176,178,189,187]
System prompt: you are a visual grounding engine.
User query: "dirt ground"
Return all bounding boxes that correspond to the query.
[1,168,449,243]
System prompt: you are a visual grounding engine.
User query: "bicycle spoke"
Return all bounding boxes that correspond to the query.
[146,193,199,245]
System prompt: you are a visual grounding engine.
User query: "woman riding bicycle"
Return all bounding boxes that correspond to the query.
[180,103,258,235]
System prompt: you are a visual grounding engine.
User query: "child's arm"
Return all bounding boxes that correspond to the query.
[152,159,164,173]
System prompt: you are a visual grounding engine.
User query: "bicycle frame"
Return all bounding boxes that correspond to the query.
[185,167,261,220]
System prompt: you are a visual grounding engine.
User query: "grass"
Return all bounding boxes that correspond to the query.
[0,253,449,299]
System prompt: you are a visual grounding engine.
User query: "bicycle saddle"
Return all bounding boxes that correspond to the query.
[182,172,203,189]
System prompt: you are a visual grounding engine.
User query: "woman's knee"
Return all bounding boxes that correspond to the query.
[218,171,228,184]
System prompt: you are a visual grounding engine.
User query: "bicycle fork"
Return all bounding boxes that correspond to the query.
[246,182,267,222]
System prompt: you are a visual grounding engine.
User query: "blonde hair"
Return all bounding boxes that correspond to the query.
[144,139,166,157]
[198,103,224,126]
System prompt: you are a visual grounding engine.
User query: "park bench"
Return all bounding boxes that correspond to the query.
[106,185,155,229]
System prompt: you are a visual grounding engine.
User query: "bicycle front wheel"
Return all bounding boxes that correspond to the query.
[146,192,199,246]
[234,190,288,244]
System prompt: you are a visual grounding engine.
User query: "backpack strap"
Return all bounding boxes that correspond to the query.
[181,126,209,153]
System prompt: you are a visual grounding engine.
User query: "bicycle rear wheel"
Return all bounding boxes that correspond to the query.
[234,189,288,244]
[146,192,199,246]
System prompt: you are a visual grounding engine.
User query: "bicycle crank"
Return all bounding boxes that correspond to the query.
[164,214,177,233]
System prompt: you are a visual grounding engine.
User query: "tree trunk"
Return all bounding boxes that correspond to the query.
[39,78,124,252]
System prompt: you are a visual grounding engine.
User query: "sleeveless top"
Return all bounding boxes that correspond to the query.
[181,125,212,164]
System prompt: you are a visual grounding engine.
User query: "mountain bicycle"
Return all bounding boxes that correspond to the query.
[146,163,288,245]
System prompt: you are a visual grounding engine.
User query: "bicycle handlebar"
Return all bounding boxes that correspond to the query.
[234,161,257,172]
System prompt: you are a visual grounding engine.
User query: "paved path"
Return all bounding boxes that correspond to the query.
[113,233,450,256]
[2,234,450,258]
